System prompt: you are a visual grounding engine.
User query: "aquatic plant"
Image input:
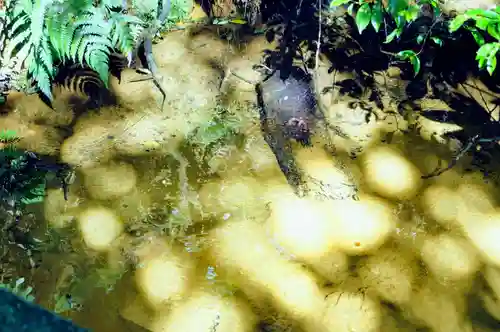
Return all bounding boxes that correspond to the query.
[0,130,72,232]
[0,277,35,303]
[0,130,47,209]
[186,104,246,175]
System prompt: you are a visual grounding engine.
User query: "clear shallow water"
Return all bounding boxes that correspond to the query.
[1,30,500,332]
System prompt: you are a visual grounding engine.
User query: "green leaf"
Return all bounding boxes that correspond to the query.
[396,50,416,59]
[384,28,402,43]
[355,3,372,34]
[417,34,424,44]
[20,181,46,205]
[330,0,351,7]
[476,42,500,74]
[409,55,421,76]
[475,17,491,30]
[467,27,486,45]
[396,50,421,75]
[347,3,354,16]
[0,130,19,143]
[487,54,497,75]
[403,5,420,22]
[427,0,441,16]
[388,0,406,17]
[477,42,497,58]
[466,8,500,20]
[449,15,469,33]
[431,36,443,46]
[395,14,406,29]
[371,1,383,32]
[487,23,500,40]
[477,55,487,69]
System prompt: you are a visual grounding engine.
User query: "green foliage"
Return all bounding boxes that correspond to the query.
[0,277,35,302]
[0,130,47,207]
[329,0,442,76]
[129,0,193,39]
[188,105,244,151]
[449,7,500,75]
[0,0,145,100]
[0,0,192,102]
[186,104,247,175]
[396,49,420,75]
[51,259,126,314]
[169,0,193,21]
[355,3,372,34]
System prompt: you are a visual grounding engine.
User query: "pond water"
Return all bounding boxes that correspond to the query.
[1,26,500,332]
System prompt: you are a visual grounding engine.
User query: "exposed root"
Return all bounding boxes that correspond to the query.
[128,38,167,110]
[128,67,167,110]
[126,0,171,110]
[422,134,479,179]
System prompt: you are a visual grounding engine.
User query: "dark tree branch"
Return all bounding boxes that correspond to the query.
[125,0,171,110]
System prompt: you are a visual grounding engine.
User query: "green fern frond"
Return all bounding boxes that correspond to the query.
[28,59,51,97]
[4,13,30,64]
[108,11,144,55]
[86,47,110,87]
[45,4,114,89]
[1,0,149,100]
[2,0,56,99]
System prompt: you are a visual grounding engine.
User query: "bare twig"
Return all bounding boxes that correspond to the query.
[126,0,171,110]
[422,134,479,179]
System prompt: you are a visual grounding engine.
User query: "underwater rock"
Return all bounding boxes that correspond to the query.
[257,70,317,145]
[256,69,318,189]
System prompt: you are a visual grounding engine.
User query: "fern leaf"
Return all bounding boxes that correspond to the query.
[6,13,28,39]
[28,60,51,99]
[86,48,110,87]
[13,0,33,16]
[30,0,52,48]
[39,34,54,76]
[3,24,30,63]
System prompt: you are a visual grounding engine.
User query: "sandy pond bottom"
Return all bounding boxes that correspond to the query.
[2,29,500,332]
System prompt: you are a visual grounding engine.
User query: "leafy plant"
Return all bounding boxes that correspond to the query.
[0,130,47,208]
[160,0,194,31]
[0,277,35,302]
[449,7,500,75]
[1,0,150,99]
[0,0,144,101]
[0,0,194,107]
[124,0,191,109]
[395,49,421,76]
[329,0,442,76]
[186,105,245,172]
[0,130,73,233]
